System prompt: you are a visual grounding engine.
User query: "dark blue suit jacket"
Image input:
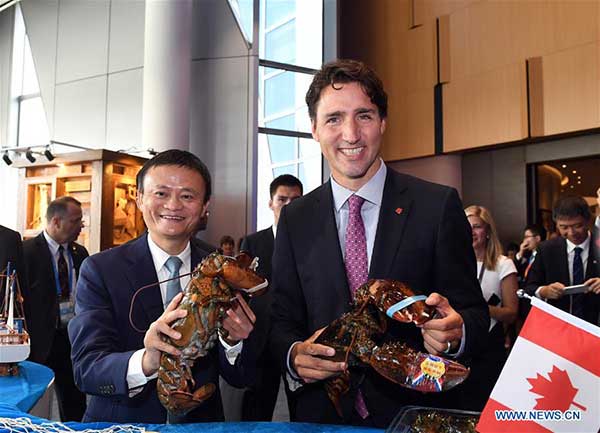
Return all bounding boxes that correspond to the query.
[68,234,255,423]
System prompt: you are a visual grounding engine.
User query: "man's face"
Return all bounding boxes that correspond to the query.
[137,165,208,246]
[55,203,83,243]
[555,215,589,245]
[522,229,541,250]
[311,81,386,191]
[269,185,302,225]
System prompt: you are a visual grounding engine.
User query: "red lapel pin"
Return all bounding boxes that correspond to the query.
[395,207,403,215]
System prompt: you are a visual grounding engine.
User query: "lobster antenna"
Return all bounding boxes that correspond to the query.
[128,271,195,333]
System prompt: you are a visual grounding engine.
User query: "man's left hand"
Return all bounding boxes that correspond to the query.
[585,277,600,294]
[420,292,464,356]
[222,293,256,345]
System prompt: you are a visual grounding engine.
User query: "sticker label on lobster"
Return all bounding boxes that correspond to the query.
[411,355,446,392]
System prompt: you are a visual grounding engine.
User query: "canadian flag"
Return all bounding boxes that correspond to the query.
[477,296,600,433]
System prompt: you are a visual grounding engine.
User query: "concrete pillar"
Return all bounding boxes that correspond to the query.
[142,0,192,152]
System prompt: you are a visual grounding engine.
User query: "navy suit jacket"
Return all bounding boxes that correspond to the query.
[68,234,255,424]
[270,168,489,427]
[0,225,25,291]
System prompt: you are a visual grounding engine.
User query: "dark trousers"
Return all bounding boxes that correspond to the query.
[241,356,284,421]
[45,327,87,422]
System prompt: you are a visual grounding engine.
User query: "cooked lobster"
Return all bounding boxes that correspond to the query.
[156,251,267,415]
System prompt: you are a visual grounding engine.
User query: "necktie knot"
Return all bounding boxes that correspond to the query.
[348,194,365,214]
[574,246,582,257]
[164,256,182,275]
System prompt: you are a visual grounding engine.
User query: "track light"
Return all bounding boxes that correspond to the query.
[44,148,54,161]
[25,149,36,163]
[2,152,12,165]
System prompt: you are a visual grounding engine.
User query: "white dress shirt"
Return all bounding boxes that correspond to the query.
[126,235,242,393]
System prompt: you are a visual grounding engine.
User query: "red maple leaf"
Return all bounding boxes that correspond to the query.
[527,365,586,411]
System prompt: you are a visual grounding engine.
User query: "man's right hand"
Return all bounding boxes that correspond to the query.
[141,292,187,376]
[518,239,530,257]
[290,327,346,384]
[539,282,565,300]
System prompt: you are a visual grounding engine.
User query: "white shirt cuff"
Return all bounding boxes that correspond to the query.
[219,334,243,365]
[126,349,157,397]
[535,286,544,299]
[285,341,304,391]
[445,323,466,358]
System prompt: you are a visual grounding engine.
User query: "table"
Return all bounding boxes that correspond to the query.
[0,361,54,414]
[0,403,384,433]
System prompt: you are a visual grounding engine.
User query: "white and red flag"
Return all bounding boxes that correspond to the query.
[477,296,600,433]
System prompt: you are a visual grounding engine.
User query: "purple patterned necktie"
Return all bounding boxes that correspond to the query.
[345,195,368,295]
[344,194,370,419]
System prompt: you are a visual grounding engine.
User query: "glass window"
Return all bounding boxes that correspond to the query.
[18,97,50,147]
[21,37,39,95]
[228,0,253,44]
[273,164,296,178]
[268,134,296,163]
[264,71,294,118]
[265,0,295,28]
[265,20,295,64]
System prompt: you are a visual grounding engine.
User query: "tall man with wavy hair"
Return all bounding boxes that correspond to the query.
[270,59,489,427]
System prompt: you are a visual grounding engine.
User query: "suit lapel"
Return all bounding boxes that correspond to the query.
[125,234,163,326]
[370,171,413,279]
[586,230,599,279]
[317,181,351,304]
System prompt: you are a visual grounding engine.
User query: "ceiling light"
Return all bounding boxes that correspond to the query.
[562,164,567,168]
[572,170,577,174]
[2,152,12,165]
[25,149,36,163]
[44,148,54,161]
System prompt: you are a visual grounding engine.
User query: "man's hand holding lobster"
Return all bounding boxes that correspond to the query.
[290,327,346,384]
[420,293,464,356]
[220,293,256,345]
[142,293,187,376]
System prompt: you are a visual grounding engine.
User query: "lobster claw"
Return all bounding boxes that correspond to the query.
[369,342,469,393]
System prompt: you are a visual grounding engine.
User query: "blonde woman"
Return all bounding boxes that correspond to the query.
[462,205,518,410]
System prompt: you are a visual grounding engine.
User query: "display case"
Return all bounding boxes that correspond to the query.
[15,150,147,254]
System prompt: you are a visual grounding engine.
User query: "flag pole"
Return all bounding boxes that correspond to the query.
[516,289,532,300]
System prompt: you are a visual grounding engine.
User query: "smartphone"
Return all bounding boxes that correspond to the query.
[562,284,588,295]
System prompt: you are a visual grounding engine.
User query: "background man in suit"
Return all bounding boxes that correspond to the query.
[0,225,25,287]
[526,195,600,323]
[23,196,87,421]
[240,174,303,421]
[69,150,257,424]
[270,59,489,428]
[515,224,546,283]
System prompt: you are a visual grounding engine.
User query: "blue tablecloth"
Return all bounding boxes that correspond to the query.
[0,403,383,433]
[0,361,53,412]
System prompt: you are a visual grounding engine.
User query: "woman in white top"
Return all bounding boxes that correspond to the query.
[460,205,518,410]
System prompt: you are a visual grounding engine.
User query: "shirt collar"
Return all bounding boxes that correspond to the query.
[147,234,191,270]
[331,159,387,212]
[272,224,277,238]
[566,234,590,254]
[43,230,68,255]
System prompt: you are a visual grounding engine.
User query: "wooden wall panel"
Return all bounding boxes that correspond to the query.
[443,62,528,152]
[531,42,600,137]
[382,88,435,160]
[448,1,599,82]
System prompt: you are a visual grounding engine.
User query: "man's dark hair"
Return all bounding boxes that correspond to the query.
[524,224,547,241]
[269,174,303,199]
[136,149,212,204]
[219,235,234,247]
[552,195,591,222]
[305,59,388,121]
[46,196,81,222]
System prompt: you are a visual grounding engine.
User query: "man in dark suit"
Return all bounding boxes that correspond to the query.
[526,195,600,324]
[68,150,258,424]
[23,196,88,421]
[0,225,25,286]
[270,59,489,428]
[240,174,303,421]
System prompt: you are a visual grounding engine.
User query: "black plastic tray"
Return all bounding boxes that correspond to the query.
[386,406,480,433]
